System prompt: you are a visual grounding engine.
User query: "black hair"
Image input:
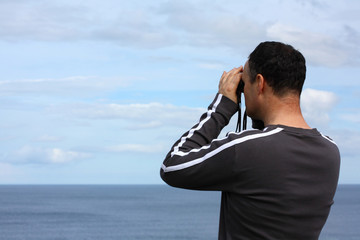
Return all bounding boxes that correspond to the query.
[248,41,306,96]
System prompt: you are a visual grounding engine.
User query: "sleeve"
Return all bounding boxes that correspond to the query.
[160,93,239,191]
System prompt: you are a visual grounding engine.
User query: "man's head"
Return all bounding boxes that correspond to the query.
[247,41,306,97]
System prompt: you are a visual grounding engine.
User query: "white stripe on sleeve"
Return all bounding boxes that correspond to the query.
[170,94,223,157]
[162,127,284,173]
[320,133,337,145]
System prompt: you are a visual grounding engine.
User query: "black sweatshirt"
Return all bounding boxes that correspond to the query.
[160,93,340,240]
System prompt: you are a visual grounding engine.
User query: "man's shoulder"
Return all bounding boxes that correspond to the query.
[224,126,284,142]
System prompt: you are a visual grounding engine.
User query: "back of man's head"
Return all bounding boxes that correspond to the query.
[248,41,306,97]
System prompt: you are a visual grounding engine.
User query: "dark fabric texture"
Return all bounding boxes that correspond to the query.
[160,94,340,240]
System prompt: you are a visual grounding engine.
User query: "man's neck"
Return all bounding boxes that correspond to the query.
[262,95,311,129]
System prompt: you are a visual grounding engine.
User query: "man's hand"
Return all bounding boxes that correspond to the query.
[218,66,243,104]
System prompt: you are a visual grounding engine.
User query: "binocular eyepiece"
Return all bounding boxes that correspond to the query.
[235,80,265,132]
[235,80,245,132]
[237,80,245,95]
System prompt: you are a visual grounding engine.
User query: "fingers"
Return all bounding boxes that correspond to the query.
[219,66,243,104]
[233,66,244,74]
[220,67,243,85]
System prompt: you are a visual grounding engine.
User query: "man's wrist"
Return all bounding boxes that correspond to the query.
[214,94,239,119]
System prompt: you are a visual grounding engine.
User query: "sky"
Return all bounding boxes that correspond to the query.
[0,0,359,184]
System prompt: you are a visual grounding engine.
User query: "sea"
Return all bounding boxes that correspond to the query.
[0,184,358,240]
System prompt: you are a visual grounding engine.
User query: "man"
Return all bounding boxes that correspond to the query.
[160,41,340,240]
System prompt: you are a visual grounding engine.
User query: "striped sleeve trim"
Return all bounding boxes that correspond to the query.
[162,127,284,173]
[170,94,223,157]
[320,133,337,145]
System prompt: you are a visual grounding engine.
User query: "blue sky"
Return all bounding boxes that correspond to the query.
[0,0,359,184]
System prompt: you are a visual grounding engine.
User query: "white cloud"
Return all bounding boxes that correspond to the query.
[0,0,176,47]
[163,6,266,51]
[0,0,358,67]
[3,145,90,164]
[266,23,349,67]
[106,143,165,153]
[197,62,225,70]
[301,88,338,126]
[0,76,133,96]
[0,1,87,41]
[36,135,63,142]
[59,102,205,129]
[341,111,360,124]
[48,148,88,163]
[128,121,163,130]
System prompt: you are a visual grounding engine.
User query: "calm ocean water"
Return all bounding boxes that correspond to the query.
[0,184,358,240]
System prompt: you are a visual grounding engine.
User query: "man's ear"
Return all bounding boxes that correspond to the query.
[256,74,265,95]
